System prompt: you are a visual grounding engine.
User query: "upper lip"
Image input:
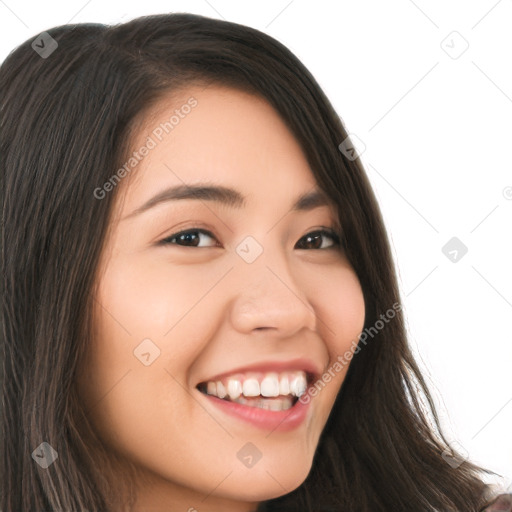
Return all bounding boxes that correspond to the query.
[196,357,324,386]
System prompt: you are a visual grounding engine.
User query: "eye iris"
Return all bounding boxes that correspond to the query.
[178,232,199,246]
[303,232,322,249]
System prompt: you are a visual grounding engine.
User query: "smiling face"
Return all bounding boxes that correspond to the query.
[77,84,366,512]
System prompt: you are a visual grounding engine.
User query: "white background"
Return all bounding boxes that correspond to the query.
[1,0,510,494]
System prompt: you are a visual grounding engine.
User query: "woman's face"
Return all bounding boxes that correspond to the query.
[78,85,365,512]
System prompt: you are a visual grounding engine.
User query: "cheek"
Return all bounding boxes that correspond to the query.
[311,263,366,358]
[80,252,218,454]
[96,250,217,341]
[87,249,229,401]
[305,263,365,403]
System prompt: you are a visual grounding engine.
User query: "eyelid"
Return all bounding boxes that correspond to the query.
[157,226,218,247]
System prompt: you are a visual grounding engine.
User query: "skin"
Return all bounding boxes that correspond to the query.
[77,84,366,512]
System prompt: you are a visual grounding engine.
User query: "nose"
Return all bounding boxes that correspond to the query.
[228,252,318,337]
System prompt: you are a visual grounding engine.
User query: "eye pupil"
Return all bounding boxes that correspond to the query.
[302,233,322,249]
[178,232,199,246]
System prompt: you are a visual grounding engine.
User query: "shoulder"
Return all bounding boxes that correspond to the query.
[481,493,512,511]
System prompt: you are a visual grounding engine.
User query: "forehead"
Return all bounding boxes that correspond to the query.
[114,84,334,217]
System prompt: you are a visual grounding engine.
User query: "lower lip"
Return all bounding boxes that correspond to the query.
[199,390,312,432]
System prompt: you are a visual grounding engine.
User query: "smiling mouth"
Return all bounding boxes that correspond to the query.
[196,370,313,412]
[197,382,299,411]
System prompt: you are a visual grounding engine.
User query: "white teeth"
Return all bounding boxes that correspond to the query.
[289,374,307,397]
[279,374,290,395]
[216,381,227,399]
[202,370,309,401]
[268,399,284,411]
[242,378,260,397]
[260,372,280,397]
[227,379,242,399]
[230,395,295,411]
[206,381,216,395]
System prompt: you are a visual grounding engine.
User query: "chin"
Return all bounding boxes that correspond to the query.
[226,460,311,502]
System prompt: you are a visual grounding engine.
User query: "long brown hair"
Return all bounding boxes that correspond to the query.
[1,12,500,511]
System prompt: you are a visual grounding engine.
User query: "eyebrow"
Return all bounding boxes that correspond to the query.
[123,183,335,219]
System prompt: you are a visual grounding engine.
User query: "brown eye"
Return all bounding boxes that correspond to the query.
[295,230,340,250]
[159,227,341,250]
[160,229,219,248]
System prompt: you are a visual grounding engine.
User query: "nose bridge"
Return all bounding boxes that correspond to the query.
[228,235,317,334]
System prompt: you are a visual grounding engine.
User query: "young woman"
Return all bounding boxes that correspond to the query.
[1,12,510,512]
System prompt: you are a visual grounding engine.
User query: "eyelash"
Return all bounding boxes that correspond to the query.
[158,227,342,250]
